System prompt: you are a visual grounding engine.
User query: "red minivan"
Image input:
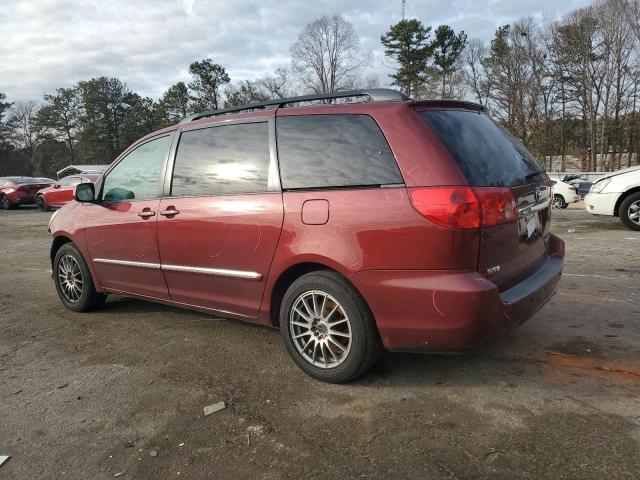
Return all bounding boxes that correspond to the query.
[48,89,564,382]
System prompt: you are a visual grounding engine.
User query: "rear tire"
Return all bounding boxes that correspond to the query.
[36,195,49,211]
[619,192,640,231]
[553,194,567,209]
[54,243,106,312]
[279,271,383,383]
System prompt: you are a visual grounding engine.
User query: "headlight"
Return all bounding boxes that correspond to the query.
[48,209,59,229]
[3,188,15,194]
[590,178,610,193]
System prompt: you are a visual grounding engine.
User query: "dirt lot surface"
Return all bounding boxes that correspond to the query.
[1,203,639,479]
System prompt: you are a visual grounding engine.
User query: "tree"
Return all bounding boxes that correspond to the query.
[37,87,81,162]
[431,25,468,98]
[8,101,44,174]
[0,92,13,148]
[77,77,134,163]
[224,80,270,107]
[380,19,432,97]
[291,14,371,94]
[121,94,160,147]
[188,59,230,111]
[258,67,292,99]
[462,39,492,106]
[158,82,191,125]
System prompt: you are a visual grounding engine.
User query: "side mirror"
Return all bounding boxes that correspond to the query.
[53,184,61,189]
[75,182,96,203]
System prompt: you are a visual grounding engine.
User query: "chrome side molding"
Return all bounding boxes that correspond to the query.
[93,258,161,270]
[161,264,262,280]
[92,258,262,280]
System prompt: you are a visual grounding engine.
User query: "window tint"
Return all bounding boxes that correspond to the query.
[59,176,82,187]
[102,135,170,201]
[172,122,270,196]
[420,110,545,187]
[277,115,403,189]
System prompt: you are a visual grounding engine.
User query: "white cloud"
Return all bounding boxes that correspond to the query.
[0,0,592,101]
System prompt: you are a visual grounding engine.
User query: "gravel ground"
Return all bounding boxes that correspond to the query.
[1,203,639,479]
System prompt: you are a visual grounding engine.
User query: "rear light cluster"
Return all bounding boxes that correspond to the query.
[409,187,517,229]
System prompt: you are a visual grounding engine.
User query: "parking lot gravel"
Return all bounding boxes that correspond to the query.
[1,204,639,479]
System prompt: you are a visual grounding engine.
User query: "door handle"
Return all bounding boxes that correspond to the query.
[160,207,180,217]
[138,210,156,219]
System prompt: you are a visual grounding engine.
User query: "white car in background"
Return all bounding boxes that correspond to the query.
[584,166,640,231]
[551,179,580,209]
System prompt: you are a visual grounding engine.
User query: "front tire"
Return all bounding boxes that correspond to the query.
[1,195,12,210]
[280,271,383,383]
[54,243,106,312]
[619,192,640,231]
[553,194,567,209]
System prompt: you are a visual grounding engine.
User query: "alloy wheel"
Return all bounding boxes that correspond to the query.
[628,200,640,226]
[289,290,352,369]
[553,196,563,209]
[57,254,83,303]
[1,196,9,210]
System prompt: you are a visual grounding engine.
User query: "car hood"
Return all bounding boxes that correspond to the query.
[594,165,640,182]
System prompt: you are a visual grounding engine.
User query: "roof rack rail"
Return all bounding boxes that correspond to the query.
[180,88,410,123]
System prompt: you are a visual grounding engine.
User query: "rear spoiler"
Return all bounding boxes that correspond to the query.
[413,100,485,112]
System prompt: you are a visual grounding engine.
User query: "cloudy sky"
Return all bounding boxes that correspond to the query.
[1,0,592,102]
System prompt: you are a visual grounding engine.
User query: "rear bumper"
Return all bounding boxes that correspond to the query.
[584,192,618,216]
[349,234,564,352]
[566,192,581,204]
[7,191,36,205]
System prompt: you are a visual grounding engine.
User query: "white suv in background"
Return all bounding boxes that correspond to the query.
[551,179,580,209]
[584,166,640,231]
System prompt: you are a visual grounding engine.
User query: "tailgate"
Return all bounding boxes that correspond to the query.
[418,108,551,291]
[478,182,551,290]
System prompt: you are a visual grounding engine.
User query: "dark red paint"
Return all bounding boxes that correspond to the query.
[49,99,564,352]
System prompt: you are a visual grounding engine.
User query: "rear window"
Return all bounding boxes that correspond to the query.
[420,110,545,187]
[277,115,403,190]
[9,177,37,185]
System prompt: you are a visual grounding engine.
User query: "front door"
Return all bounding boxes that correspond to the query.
[156,120,283,317]
[85,134,173,299]
[49,176,81,206]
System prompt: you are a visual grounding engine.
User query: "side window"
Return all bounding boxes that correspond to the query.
[276,115,403,190]
[102,135,170,201]
[59,176,81,187]
[171,122,270,196]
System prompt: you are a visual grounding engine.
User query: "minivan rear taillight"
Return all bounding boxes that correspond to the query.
[409,187,516,229]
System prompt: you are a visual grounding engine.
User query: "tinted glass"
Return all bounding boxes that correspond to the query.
[420,110,545,187]
[102,135,170,201]
[277,115,403,189]
[59,176,82,187]
[11,177,37,185]
[172,122,270,196]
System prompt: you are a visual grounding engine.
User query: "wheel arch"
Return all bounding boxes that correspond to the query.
[614,187,640,217]
[50,235,73,268]
[268,262,366,328]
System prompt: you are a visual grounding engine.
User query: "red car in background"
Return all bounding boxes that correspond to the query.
[0,176,56,209]
[36,174,101,210]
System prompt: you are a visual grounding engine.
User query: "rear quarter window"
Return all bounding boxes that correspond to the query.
[420,110,545,187]
[276,114,403,190]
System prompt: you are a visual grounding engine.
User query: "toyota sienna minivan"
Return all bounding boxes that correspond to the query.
[48,89,564,383]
